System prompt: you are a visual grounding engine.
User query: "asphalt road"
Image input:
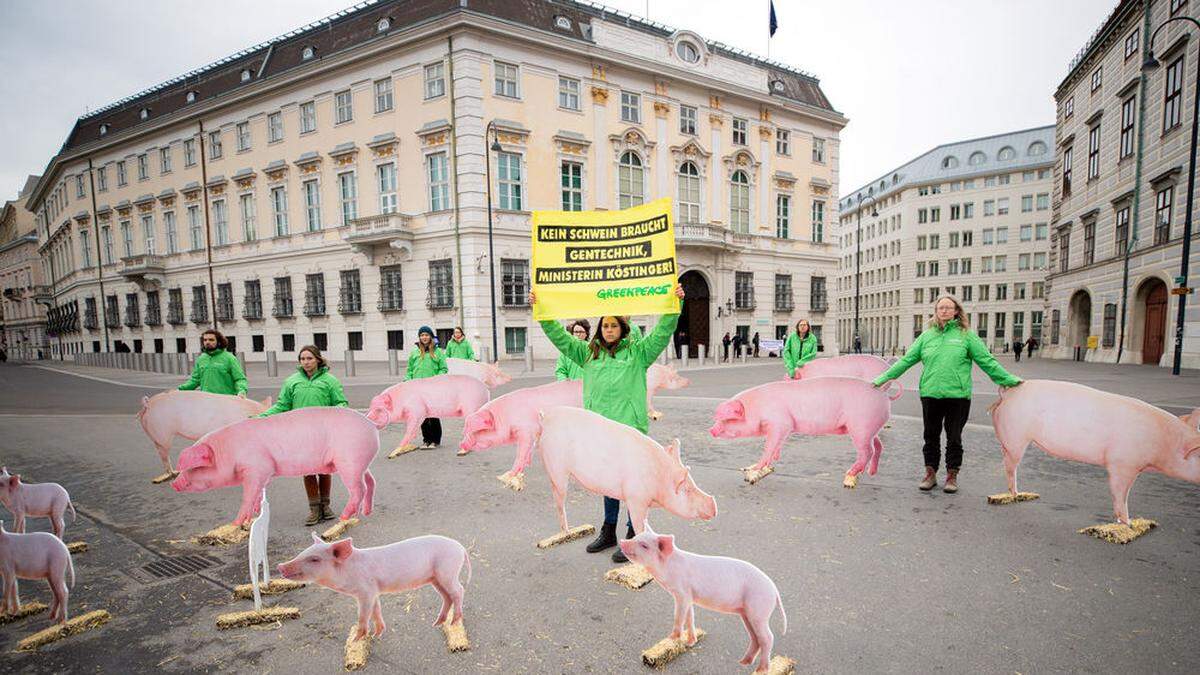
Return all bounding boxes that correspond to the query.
[0,358,1198,673]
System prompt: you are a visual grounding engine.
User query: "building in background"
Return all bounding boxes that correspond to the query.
[836,126,1055,354]
[1,175,50,360]
[1045,0,1199,368]
[24,0,845,362]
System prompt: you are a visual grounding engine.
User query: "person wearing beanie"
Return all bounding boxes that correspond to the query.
[406,325,448,448]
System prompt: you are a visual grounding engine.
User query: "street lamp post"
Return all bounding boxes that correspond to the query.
[853,193,877,351]
[1144,15,1200,375]
[483,122,503,363]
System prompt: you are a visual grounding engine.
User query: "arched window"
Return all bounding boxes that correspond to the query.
[1028,141,1047,156]
[302,46,315,60]
[969,151,986,166]
[942,156,959,169]
[677,161,701,222]
[729,170,750,233]
[997,146,1016,161]
[676,41,700,63]
[618,152,645,209]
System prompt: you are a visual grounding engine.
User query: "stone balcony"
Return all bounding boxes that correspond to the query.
[119,254,166,290]
[344,212,414,262]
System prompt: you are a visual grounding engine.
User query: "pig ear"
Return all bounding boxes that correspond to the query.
[331,539,354,561]
[657,534,675,557]
[311,531,324,545]
[674,467,690,492]
[480,409,495,429]
[177,443,215,473]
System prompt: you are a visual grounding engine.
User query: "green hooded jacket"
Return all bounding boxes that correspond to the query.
[874,319,1021,398]
[782,332,818,377]
[554,353,584,381]
[178,348,248,396]
[541,313,679,433]
[444,338,475,360]
[406,346,448,380]
[259,366,348,417]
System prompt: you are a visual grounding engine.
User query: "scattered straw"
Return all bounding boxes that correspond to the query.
[1078,518,1157,544]
[0,602,47,625]
[441,607,470,652]
[215,606,300,629]
[604,563,654,590]
[497,472,525,492]
[16,609,110,651]
[842,473,859,489]
[387,444,419,459]
[767,655,797,674]
[193,523,249,547]
[67,542,88,555]
[641,629,706,669]
[536,524,595,549]
[344,625,371,671]
[151,471,179,485]
[232,579,306,600]
[987,492,1041,505]
[322,518,361,542]
[741,466,774,485]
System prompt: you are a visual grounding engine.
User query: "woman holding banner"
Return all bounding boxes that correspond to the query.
[532,284,685,563]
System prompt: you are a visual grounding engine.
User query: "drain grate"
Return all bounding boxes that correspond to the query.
[125,554,222,584]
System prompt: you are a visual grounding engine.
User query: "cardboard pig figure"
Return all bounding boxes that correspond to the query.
[0,468,76,539]
[248,490,271,611]
[0,520,74,624]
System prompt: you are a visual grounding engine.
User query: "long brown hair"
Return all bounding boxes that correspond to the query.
[297,344,328,370]
[929,294,970,330]
[587,316,629,360]
[794,319,810,339]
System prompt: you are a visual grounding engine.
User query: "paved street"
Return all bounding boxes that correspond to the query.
[0,357,1198,673]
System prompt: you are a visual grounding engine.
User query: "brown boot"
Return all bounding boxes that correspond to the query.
[305,500,322,526]
[918,467,937,491]
[318,475,335,521]
[943,469,959,494]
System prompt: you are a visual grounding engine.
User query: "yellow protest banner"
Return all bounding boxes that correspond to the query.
[531,198,679,321]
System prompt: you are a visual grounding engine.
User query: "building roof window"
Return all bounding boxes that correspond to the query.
[186,91,197,103]
[377,17,391,32]
[139,108,150,120]
[302,46,315,61]
[676,41,700,63]
[240,68,252,82]
[942,155,959,169]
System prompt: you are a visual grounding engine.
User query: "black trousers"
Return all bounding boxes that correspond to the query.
[920,397,971,471]
[421,418,442,444]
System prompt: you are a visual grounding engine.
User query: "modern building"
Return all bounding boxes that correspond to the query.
[1045,0,1199,369]
[835,126,1055,353]
[1,175,50,360]
[25,0,845,363]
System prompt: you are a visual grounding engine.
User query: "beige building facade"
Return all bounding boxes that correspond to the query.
[26,0,845,363]
[835,127,1055,353]
[1,175,50,360]
[1045,0,1200,369]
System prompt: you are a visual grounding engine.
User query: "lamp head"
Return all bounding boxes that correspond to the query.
[1142,51,1160,72]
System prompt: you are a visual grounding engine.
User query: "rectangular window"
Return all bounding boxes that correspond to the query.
[1019,253,1031,270]
[1064,97,1074,118]
[273,277,293,317]
[1036,223,1048,240]
[774,274,794,311]
[1063,145,1073,197]
[1103,303,1117,348]
[80,229,92,267]
[505,327,527,355]
[994,312,1007,339]
[735,272,755,309]
[304,180,321,231]
[915,288,925,304]
[424,62,445,99]
[1034,252,1047,269]
[300,101,316,133]
[1022,170,1035,183]
[138,154,148,180]
[145,291,161,325]
[995,198,1008,216]
[1120,95,1136,159]
[930,261,940,276]
[243,280,262,319]
[497,152,523,210]
[212,199,228,245]
[917,261,926,277]
[338,172,358,226]
[141,214,155,255]
[918,208,928,224]
[75,175,85,198]
[183,139,196,166]
[1125,28,1140,60]
[979,284,990,301]
[1020,224,1033,241]
[950,204,961,220]
[1031,310,1044,340]
[996,227,1008,244]
[949,232,960,248]
[188,205,202,250]
[1091,66,1102,92]
[271,186,288,236]
[621,91,641,123]
[732,117,747,145]
[558,76,580,110]
[1013,311,1025,339]
[1032,281,1045,299]
[97,166,108,191]
[428,259,454,308]
[679,105,698,135]
[216,283,234,321]
[374,78,393,113]
[930,207,940,222]
[339,269,362,314]
[268,112,283,142]
[1165,55,1185,132]
[236,122,251,151]
[1084,221,1096,265]
[1036,193,1049,210]
[494,61,519,98]
[166,288,184,325]
[331,90,353,125]
[120,220,133,258]
[379,265,403,311]
[428,153,449,211]
[240,193,256,242]
[961,284,972,302]
[160,147,172,174]
[208,131,222,159]
[561,162,582,211]
[776,129,790,155]
[501,259,530,306]
[983,199,995,216]
[117,160,127,185]
[811,201,824,243]
[983,229,994,245]
[1060,231,1071,272]
[386,330,404,350]
[124,292,140,327]
[949,259,959,275]
[963,202,974,218]
[304,273,326,316]
[982,256,992,273]
[1115,206,1130,255]
[1156,185,1173,244]
[812,137,825,163]
[1021,195,1033,213]
[776,194,790,238]
[1088,124,1101,180]
[377,163,397,214]
[191,285,208,324]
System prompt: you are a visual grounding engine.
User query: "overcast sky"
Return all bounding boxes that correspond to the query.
[0,0,1114,205]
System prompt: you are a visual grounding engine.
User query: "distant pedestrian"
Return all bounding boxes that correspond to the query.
[752,332,761,358]
[853,334,862,354]
[733,334,744,358]
[722,332,731,362]
[1012,339,1023,362]
[1025,337,1038,359]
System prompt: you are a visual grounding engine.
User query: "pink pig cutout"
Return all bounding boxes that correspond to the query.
[0,521,75,624]
[137,390,271,475]
[458,379,583,482]
[0,468,76,539]
[646,364,690,421]
[366,375,490,451]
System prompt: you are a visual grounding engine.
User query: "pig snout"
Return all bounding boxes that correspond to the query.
[277,562,299,580]
[170,475,189,492]
[698,496,717,520]
[708,422,725,438]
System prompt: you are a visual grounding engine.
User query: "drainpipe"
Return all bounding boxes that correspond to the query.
[447,35,466,330]
[1116,5,1153,364]
[197,120,218,331]
[86,157,110,351]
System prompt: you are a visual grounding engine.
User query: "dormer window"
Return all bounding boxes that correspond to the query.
[770,80,785,93]
[676,41,700,63]
[555,16,572,31]
[377,17,390,32]
[302,46,315,61]
[240,69,252,82]
[186,91,197,103]
[139,108,150,120]
[99,124,109,136]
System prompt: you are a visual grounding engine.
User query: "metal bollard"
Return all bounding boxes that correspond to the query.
[681,351,689,369]
[524,344,533,372]
[267,351,278,377]
[480,345,491,364]
[386,349,398,377]
[698,344,706,365]
[237,352,246,371]
[740,352,748,365]
[344,350,356,377]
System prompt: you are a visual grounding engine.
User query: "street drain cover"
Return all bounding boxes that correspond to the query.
[125,554,222,584]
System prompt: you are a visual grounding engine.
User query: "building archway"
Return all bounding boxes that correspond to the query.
[1137,278,1168,365]
[678,270,710,358]
[1067,290,1092,360]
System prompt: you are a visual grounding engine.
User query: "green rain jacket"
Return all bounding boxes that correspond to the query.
[782,332,818,377]
[444,338,475,360]
[873,319,1021,398]
[555,353,584,381]
[541,313,678,434]
[178,348,248,396]
[259,366,348,416]
[406,346,448,380]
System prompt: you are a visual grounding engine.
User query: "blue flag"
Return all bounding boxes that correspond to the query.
[769,0,778,37]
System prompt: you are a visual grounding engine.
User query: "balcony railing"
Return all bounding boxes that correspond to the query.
[272,301,294,318]
[810,296,829,312]
[243,302,263,320]
[167,307,185,325]
[303,300,326,317]
[377,295,403,312]
[338,297,363,314]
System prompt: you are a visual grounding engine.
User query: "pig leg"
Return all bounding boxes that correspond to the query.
[628,502,649,535]
[544,461,571,532]
[1106,468,1140,525]
[738,614,761,666]
[234,477,269,526]
[394,410,424,451]
[337,470,366,521]
[361,471,376,517]
[668,593,691,640]
[647,391,663,421]
[48,564,69,624]
[2,573,17,614]
[352,595,373,641]
[51,509,66,539]
[436,562,467,625]
[752,425,789,471]
[750,614,774,673]
[13,511,25,534]
[154,441,174,474]
[868,436,884,475]
[431,580,453,626]
[370,597,386,636]
[684,603,698,646]
[846,433,873,478]
[509,431,536,477]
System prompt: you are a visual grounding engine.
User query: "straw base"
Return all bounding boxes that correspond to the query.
[497,472,525,492]
[0,601,47,625]
[322,518,360,542]
[641,629,706,669]
[1079,518,1157,544]
[387,444,419,459]
[344,625,372,671]
[193,523,249,547]
[151,471,179,484]
[441,608,469,652]
[215,606,300,629]
[987,491,1040,505]
[605,563,654,590]
[842,473,858,489]
[67,541,88,555]
[741,466,774,485]
[232,579,306,600]
[536,524,595,549]
[17,609,110,651]
[767,655,797,674]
